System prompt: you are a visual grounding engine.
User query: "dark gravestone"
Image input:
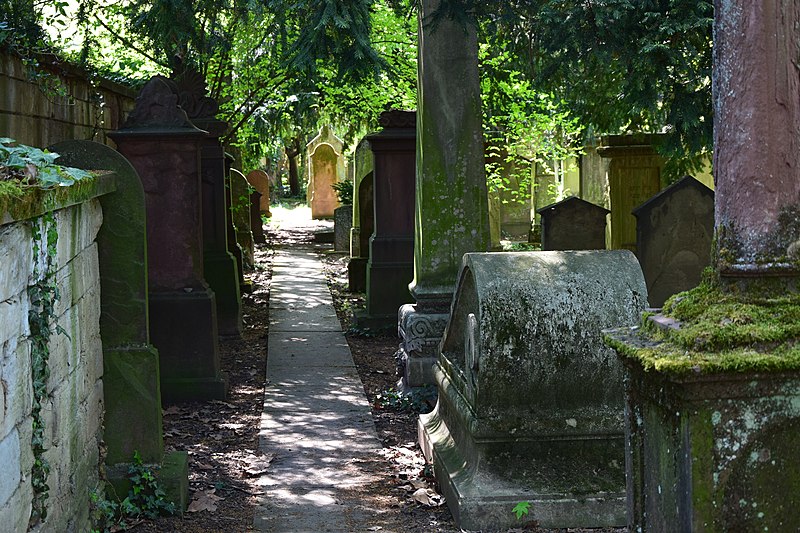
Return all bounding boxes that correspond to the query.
[334,204,352,252]
[348,171,373,292]
[49,139,190,509]
[633,176,714,307]
[358,111,416,327]
[536,196,609,251]
[224,153,247,289]
[173,67,243,337]
[251,189,266,244]
[109,75,227,402]
[230,168,255,267]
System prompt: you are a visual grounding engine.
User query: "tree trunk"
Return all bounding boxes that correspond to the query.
[285,139,301,196]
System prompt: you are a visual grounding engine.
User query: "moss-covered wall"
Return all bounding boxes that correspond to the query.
[0,183,108,531]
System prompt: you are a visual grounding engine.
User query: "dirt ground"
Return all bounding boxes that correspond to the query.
[128,218,625,533]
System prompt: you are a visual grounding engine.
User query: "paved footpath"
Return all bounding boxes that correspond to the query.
[253,224,387,532]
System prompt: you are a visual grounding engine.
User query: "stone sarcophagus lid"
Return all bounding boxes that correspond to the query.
[419,250,647,530]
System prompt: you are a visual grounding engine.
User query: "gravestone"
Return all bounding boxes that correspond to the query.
[250,189,266,244]
[230,168,255,268]
[398,0,490,388]
[306,125,345,219]
[173,66,242,337]
[633,176,714,307]
[420,251,647,530]
[349,138,374,258]
[224,153,247,288]
[348,170,374,292]
[597,134,665,252]
[334,204,352,252]
[246,169,272,217]
[536,196,609,251]
[49,139,189,509]
[109,75,227,402]
[357,110,416,327]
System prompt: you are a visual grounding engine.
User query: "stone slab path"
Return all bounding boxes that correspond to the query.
[253,222,386,532]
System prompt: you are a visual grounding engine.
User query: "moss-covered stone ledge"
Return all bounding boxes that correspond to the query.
[604,273,800,531]
[0,172,116,226]
[604,271,800,376]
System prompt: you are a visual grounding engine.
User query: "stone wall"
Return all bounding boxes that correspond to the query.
[0,48,136,147]
[0,199,104,531]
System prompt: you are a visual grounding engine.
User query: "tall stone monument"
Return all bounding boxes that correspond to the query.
[397,0,490,388]
[604,2,800,530]
[173,67,243,337]
[357,110,417,327]
[110,76,227,402]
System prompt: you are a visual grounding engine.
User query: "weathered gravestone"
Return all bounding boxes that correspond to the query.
[334,204,352,252]
[597,134,664,252]
[230,168,255,268]
[224,153,247,289]
[398,0,490,388]
[632,175,714,308]
[49,140,189,508]
[420,251,647,530]
[356,110,416,327]
[604,2,800,530]
[250,189,266,244]
[173,66,243,337]
[348,137,374,292]
[536,196,609,251]
[246,169,272,217]
[306,125,345,219]
[109,76,227,402]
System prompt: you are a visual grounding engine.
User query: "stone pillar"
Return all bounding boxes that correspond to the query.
[171,66,243,337]
[49,139,189,509]
[354,110,417,328]
[398,0,490,388]
[109,76,227,402]
[713,0,800,282]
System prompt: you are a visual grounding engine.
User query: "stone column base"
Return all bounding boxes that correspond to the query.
[106,450,189,512]
[348,257,367,292]
[397,303,449,389]
[204,250,243,337]
[149,288,228,402]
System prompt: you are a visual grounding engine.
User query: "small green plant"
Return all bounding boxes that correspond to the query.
[331,180,353,205]
[90,451,177,532]
[512,501,531,520]
[375,386,436,414]
[0,138,93,188]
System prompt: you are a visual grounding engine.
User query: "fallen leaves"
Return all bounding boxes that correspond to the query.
[187,489,224,513]
[242,452,275,477]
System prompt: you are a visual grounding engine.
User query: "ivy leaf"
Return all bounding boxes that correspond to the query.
[512,501,531,520]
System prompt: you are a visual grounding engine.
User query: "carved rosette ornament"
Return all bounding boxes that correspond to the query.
[121,76,197,130]
[378,110,416,129]
[396,303,449,388]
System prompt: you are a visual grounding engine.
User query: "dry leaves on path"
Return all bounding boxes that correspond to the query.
[186,489,224,513]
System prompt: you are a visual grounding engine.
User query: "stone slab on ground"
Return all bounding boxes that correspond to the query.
[255,244,385,532]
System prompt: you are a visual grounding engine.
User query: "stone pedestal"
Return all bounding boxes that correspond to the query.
[195,118,243,337]
[420,251,647,530]
[357,111,416,328]
[109,76,227,403]
[48,139,189,509]
[398,0,490,388]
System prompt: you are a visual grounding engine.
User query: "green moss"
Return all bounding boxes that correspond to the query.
[606,272,800,375]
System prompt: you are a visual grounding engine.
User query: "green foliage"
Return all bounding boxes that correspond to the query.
[26,212,60,527]
[441,0,714,178]
[0,138,94,189]
[331,181,353,205]
[512,500,531,520]
[375,386,435,414]
[90,451,177,532]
